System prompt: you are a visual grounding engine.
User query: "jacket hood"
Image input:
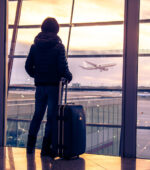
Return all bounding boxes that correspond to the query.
[34,32,62,48]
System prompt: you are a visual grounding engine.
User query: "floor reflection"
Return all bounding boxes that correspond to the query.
[8,147,15,170]
[121,158,136,170]
[27,154,36,170]
[0,147,150,170]
[41,157,85,170]
[0,147,6,170]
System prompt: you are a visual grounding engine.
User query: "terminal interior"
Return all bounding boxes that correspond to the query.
[0,0,150,169]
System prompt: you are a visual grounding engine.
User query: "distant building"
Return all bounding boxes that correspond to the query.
[72,83,81,88]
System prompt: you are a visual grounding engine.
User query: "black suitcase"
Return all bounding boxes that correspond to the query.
[56,79,86,159]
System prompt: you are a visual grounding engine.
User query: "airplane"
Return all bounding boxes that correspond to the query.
[80,61,116,72]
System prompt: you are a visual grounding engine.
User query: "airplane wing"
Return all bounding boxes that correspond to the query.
[101,63,116,68]
[85,61,97,67]
[80,66,97,70]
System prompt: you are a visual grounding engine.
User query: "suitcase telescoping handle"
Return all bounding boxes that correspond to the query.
[58,77,68,157]
[58,77,68,106]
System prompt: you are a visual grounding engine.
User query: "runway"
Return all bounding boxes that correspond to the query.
[6,90,150,158]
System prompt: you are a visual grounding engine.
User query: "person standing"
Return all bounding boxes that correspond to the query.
[25,17,72,157]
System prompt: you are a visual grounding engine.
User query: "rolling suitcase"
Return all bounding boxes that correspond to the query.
[57,78,86,159]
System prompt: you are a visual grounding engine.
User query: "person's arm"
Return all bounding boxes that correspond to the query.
[25,45,35,78]
[57,44,72,83]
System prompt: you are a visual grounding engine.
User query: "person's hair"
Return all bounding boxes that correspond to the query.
[41,17,59,34]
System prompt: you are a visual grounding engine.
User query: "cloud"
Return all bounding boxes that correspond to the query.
[84,76,96,81]
[140,0,150,19]
[69,25,123,52]
[139,24,150,49]
[9,1,17,24]
[73,0,124,22]
[19,0,72,25]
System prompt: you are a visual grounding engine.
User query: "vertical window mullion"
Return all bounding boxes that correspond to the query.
[0,0,8,147]
[121,0,140,157]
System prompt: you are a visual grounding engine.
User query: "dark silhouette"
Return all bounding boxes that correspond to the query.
[25,17,72,158]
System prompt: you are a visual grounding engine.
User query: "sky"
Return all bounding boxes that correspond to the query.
[8,0,150,86]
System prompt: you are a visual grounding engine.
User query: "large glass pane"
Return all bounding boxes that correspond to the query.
[86,127,121,156]
[68,23,123,157]
[7,57,36,147]
[138,57,150,89]
[19,0,72,25]
[10,58,33,85]
[8,1,17,25]
[7,0,124,157]
[67,58,122,156]
[139,24,150,52]
[68,58,122,87]
[73,0,124,23]
[137,130,150,158]
[137,57,150,158]
[15,28,69,55]
[140,0,150,20]
[137,0,150,158]
[69,26,124,55]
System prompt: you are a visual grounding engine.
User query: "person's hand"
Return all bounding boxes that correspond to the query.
[61,77,68,85]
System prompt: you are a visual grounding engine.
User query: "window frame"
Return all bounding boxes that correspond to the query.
[0,0,8,147]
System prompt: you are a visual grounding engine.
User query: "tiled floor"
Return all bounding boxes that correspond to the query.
[0,147,150,170]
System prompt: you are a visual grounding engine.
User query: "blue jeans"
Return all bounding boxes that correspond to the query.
[28,86,59,139]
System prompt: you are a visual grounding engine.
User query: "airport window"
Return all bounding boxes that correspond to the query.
[137,0,150,158]
[6,0,150,158]
[7,0,123,156]
[69,25,123,55]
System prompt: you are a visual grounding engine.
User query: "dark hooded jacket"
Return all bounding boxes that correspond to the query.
[25,32,72,86]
